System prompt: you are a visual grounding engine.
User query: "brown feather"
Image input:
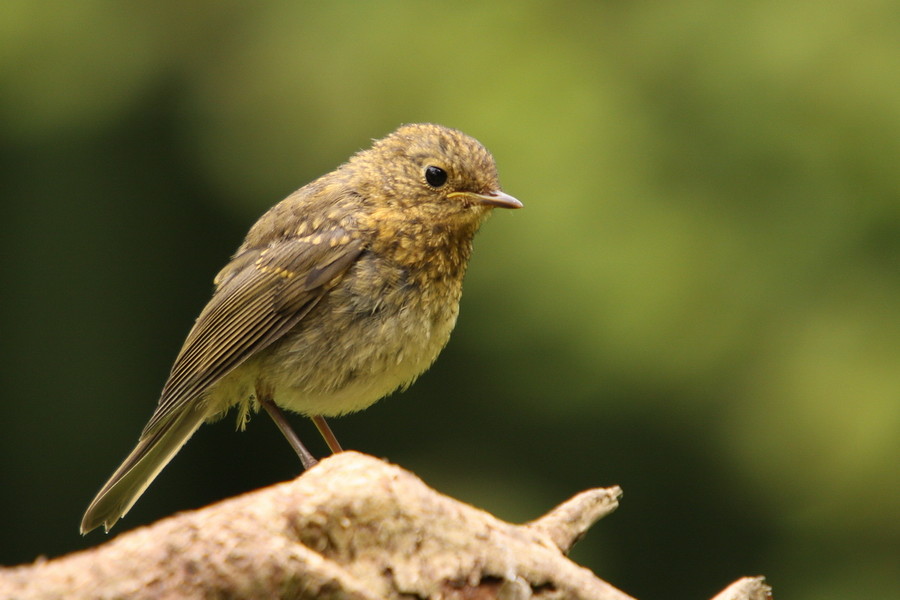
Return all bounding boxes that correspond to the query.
[143,235,364,436]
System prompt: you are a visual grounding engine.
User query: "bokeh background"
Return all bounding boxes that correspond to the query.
[2,2,898,598]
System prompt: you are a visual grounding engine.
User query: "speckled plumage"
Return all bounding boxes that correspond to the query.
[81,123,521,533]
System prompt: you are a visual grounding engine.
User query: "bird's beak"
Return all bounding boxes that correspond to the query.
[449,190,523,209]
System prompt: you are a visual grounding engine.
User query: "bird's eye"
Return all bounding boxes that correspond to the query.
[425,165,448,187]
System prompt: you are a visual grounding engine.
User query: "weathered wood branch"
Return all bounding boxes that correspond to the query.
[710,577,772,600]
[0,452,770,599]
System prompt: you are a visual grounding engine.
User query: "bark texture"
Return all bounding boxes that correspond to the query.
[0,452,771,600]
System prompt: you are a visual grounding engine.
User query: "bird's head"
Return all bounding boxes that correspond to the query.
[349,123,522,225]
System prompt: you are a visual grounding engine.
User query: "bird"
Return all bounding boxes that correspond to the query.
[80,123,522,534]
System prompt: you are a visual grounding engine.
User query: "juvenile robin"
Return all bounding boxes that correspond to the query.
[81,123,522,534]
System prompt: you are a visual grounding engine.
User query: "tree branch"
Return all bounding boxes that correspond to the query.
[0,452,770,599]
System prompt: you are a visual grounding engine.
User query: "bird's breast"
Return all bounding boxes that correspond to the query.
[252,243,469,416]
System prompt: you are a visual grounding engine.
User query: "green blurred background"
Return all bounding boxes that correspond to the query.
[2,1,898,598]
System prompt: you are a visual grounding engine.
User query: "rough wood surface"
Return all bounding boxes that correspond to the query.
[0,452,770,599]
[710,577,772,600]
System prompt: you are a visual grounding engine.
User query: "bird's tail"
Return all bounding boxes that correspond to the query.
[80,407,207,534]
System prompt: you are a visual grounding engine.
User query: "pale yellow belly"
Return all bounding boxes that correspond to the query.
[202,266,462,420]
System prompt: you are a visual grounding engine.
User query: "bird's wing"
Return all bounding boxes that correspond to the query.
[142,229,365,436]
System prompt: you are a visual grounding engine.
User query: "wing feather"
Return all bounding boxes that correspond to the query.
[142,232,364,435]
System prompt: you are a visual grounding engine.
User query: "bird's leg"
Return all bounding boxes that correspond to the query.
[312,415,343,454]
[259,397,318,470]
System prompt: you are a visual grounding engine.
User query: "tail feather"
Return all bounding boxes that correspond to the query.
[80,407,207,534]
